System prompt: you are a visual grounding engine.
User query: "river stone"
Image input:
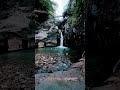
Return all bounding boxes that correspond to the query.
[38,42,44,47]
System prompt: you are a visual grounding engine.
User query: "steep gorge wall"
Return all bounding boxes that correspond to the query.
[0,0,35,53]
[57,0,85,60]
[86,0,120,88]
[61,0,120,88]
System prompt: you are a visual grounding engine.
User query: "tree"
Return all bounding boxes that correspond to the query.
[35,0,55,15]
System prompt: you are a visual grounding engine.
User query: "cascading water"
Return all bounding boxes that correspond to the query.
[57,31,67,48]
[60,31,63,47]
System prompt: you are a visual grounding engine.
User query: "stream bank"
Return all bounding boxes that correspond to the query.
[0,49,34,88]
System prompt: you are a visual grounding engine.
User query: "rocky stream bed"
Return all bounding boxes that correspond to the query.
[35,47,85,90]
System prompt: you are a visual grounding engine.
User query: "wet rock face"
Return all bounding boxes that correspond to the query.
[60,7,85,49]
[45,40,57,47]
[91,60,120,90]
[0,0,35,53]
[86,0,120,88]
[35,19,59,47]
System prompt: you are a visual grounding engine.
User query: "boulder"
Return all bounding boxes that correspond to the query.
[38,42,44,47]
[45,40,57,47]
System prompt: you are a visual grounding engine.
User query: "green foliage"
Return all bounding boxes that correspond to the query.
[35,0,54,14]
[65,0,85,27]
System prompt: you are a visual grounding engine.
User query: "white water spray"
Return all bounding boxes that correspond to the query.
[57,31,67,48]
[60,32,63,47]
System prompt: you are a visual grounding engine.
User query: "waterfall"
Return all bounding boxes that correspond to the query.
[60,32,63,47]
[57,31,67,48]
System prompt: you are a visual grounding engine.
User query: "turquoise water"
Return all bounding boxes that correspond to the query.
[36,81,85,90]
[0,49,34,63]
[35,47,85,90]
[36,47,81,62]
[0,47,84,90]
[36,47,69,55]
[0,49,35,88]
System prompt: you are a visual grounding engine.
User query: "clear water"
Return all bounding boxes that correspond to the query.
[35,47,85,90]
[0,49,34,64]
[0,47,84,90]
[36,80,85,90]
[36,47,81,61]
[36,47,69,56]
[35,47,71,73]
